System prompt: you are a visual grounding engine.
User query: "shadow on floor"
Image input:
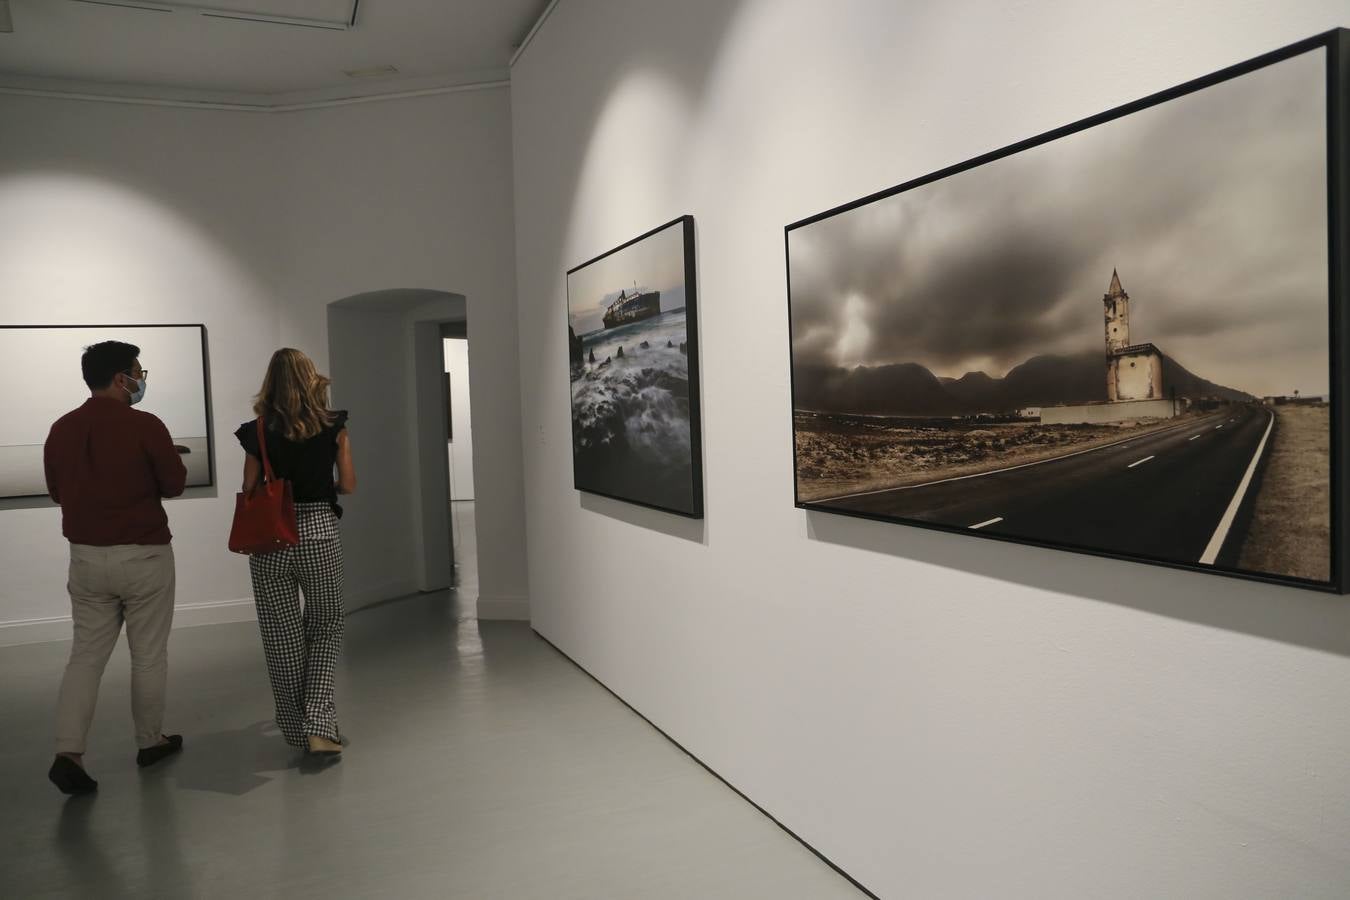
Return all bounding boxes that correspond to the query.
[153,720,300,796]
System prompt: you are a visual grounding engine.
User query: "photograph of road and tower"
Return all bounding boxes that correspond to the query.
[787,48,1332,584]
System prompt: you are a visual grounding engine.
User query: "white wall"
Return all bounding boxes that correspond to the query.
[444,337,476,500]
[274,90,528,618]
[511,3,1350,898]
[0,82,530,639]
[0,95,283,642]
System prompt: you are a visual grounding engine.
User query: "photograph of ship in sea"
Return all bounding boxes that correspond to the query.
[567,216,703,517]
[787,44,1335,588]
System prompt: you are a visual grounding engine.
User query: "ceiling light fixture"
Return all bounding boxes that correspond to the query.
[67,1,358,30]
[68,1,173,11]
[343,65,399,79]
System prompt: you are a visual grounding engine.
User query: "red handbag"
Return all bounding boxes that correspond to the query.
[228,417,300,555]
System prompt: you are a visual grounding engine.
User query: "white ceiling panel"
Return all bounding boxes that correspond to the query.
[0,0,546,96]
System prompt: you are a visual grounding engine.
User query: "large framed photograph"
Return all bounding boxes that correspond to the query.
[786,30,1349,591]
[0,325,214,499]
[567,216,703,517]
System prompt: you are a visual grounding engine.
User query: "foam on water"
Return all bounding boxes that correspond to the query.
[570,309,691,467]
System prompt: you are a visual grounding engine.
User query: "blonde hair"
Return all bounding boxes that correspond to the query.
[254,348,335,441]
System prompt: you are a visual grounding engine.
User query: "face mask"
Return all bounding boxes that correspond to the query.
[122,374,147,406]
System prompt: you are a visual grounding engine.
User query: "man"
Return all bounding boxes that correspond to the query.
[44,341,187,794]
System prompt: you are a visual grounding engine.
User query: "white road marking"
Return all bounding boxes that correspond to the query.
[1127,455,1155,468]
[969,517,1004,530]
[818,414,1217,502]
[1199,409,1276,566]
[1189,435,1201,441]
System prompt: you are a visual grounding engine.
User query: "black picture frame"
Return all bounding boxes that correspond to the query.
[785,29,1349,593]
[0,323,216,500]
[566,215,704,518]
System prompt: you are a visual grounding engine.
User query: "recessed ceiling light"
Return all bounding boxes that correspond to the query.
[343,65,399,79]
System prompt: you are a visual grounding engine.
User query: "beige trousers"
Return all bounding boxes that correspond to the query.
[54,543,176,754]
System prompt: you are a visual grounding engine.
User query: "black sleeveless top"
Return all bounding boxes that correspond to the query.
[234,410,349,516]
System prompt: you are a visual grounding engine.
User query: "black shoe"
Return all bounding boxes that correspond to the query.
[49,756,98,795]
[136,734,183,768]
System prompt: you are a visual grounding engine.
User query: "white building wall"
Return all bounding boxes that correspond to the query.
[1041,398,1178,425]
[1105,295,1130,351]
[1113,350,1163,401]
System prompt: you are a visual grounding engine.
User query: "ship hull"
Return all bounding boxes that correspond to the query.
[602,291,661,328]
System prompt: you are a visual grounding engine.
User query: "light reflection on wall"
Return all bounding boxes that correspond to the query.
[564,69,694,269]
[0,171,267,324]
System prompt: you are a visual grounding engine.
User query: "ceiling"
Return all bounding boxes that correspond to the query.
[0,0,550,101]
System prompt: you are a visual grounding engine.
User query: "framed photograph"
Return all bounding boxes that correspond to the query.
[567,215,704,517]
[0,324,214,499]
[786,30,1349,591]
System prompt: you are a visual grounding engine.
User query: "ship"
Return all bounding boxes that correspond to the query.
[602,285,661,328]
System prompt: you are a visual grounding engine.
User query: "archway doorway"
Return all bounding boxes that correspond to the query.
[441,319,477,595]
[325,289,477,614]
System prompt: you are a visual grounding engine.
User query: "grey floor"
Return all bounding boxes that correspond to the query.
[451,499,478,597]
[0,569,863,897]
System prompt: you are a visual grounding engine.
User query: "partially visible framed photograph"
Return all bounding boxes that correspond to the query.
[0,324,214,499]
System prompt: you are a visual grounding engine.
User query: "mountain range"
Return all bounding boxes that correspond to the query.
[792,351,1251,416]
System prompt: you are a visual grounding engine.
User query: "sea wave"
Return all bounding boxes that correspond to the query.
[570,312,692,467]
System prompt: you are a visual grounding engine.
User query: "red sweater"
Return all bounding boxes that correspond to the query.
[44,397,187,545]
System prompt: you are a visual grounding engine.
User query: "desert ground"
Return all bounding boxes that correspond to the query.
[1238,404,1331,583]
[793,410,1213,503]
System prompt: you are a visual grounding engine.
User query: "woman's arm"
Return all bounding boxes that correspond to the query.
[335,429,357,494]
[242,454,262,493]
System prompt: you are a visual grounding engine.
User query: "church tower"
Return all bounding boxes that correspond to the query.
[1103,269,1130,353]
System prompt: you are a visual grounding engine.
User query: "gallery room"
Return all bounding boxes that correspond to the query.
[1,1,1348,898]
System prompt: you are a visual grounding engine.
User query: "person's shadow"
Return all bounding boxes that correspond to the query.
[56,797,131,898]
[49,724,294,897]
[147,720,300,796]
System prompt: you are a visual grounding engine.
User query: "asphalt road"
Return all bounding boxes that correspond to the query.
[818,404,1274,567]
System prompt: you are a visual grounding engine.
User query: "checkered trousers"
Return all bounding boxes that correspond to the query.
[248,502,344,747]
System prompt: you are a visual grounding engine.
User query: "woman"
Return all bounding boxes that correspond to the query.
[235,348,356,758]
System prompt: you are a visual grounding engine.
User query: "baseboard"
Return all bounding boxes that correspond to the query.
[476,596,530,621]
[174,598,258,629]
[0,616,72,647]
[346,579,419,613]
[0,589,531,644]
[0,598,257,648]
[0,584,529,645]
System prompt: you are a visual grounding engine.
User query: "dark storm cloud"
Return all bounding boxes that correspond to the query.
[789,49,1329,397]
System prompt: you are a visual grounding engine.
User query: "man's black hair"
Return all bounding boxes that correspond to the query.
[81,341,140,390]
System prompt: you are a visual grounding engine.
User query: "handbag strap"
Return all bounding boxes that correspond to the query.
[255,416,278,484]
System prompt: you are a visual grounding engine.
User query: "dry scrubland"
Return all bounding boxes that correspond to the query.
[794,412,1203,502]
[1238,404,1330,582]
